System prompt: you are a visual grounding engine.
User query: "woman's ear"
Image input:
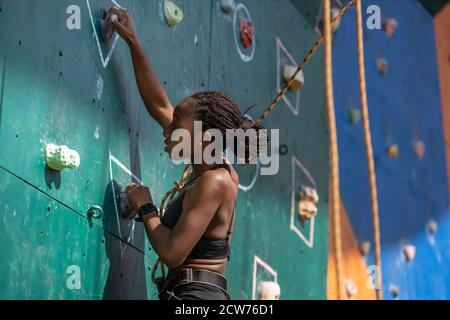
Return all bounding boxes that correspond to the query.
[203,130,213,142]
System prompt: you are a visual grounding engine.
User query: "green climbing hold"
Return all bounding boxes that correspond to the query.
[45,143,80,171]
[164,0,183,27]
[348,107,361,125]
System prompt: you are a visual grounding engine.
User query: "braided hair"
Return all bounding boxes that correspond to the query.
[190,90,268,164]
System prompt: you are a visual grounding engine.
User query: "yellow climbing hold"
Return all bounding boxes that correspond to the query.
[387,144,399,159]
[164,0,183,27]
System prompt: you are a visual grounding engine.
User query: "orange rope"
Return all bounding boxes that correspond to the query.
[323,0,344,300]
[355,0,383,300]
[151,165,192,284]
[255,0,355,126]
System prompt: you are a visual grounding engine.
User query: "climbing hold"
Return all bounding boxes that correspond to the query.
[101,14,118,42]
[45,144,80,171]
[298,186,319,221]
[239,18,254,49]
[387,144,399,159]
[283,65,305,91]
[383,19,398,37]
[427,220,438,235]
[331,7,342,32]
[344,279,357,299]
[390,284,400,298]
[402,245,416,263]
[220,0,235,14]
[258,281,280,300]
[413,140,425,159]
[376,58,388,75]
[164,0,183,27]
[348,107,361,125]
[359,241,371,256]
[120,192,136,219]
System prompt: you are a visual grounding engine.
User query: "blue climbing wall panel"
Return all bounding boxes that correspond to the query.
[333,0,450,299]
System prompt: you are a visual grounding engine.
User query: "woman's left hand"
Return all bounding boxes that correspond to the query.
[125,184,154,212]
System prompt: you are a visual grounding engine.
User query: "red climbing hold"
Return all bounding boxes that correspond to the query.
[383,19,398,37]
[240,18,254,49]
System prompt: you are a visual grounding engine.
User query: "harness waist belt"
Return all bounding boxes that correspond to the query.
[163,268,228,293]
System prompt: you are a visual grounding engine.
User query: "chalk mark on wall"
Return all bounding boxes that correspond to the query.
[252,255,278,300]
[290,156,316,248]
[239,159,260,192]
[109,152,142,258]
[233,3,256,63]
[86,0,124,69]
[276,38,301,116]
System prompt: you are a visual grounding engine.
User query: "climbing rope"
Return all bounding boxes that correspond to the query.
[151,0,356,286]
[355,0,383,300]
[151,165,192,284]
[323,0,344,300]
[255,0,355,126]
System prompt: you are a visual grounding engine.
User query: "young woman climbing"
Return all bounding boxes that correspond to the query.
[106,7,266,300]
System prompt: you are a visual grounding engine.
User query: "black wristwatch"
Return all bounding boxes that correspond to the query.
[135,203,159,222]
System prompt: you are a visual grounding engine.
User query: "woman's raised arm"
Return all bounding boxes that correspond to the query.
[107,6,174,129]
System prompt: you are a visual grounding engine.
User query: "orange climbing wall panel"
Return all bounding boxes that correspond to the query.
[435,3,450,196]
[327,182,376,300]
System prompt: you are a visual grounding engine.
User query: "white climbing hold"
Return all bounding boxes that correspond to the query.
[344,279,357,299]
[427,220,438,235]
[402,245,416,263]
[298,186,319,221]
[414,140,425,159]
[359,241,371,256]
[45,143,80,171]
[283,65,305,91]
[331,7,342,32]
[258,281,280,300]
[164,0,183,27]
[220,0,235,14]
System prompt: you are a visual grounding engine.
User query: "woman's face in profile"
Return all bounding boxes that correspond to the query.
[163,97,199,160]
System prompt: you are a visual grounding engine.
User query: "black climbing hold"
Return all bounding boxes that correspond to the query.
[92,98,96,103]
[59,72,63,76]
[279,144,288,155]
[18,40,22,46]
[59,51,63,57]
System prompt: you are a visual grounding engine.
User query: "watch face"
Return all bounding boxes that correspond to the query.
[139,203,157,217]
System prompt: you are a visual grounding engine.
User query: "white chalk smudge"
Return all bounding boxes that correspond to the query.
[94,126,100,139]
[95,75,104,100]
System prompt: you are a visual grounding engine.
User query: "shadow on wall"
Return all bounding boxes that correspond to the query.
[102,180,147,300]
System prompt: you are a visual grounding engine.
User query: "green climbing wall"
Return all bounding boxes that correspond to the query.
[0,0,329,299]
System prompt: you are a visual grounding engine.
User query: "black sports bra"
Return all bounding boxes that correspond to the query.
[161,164,235,261]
